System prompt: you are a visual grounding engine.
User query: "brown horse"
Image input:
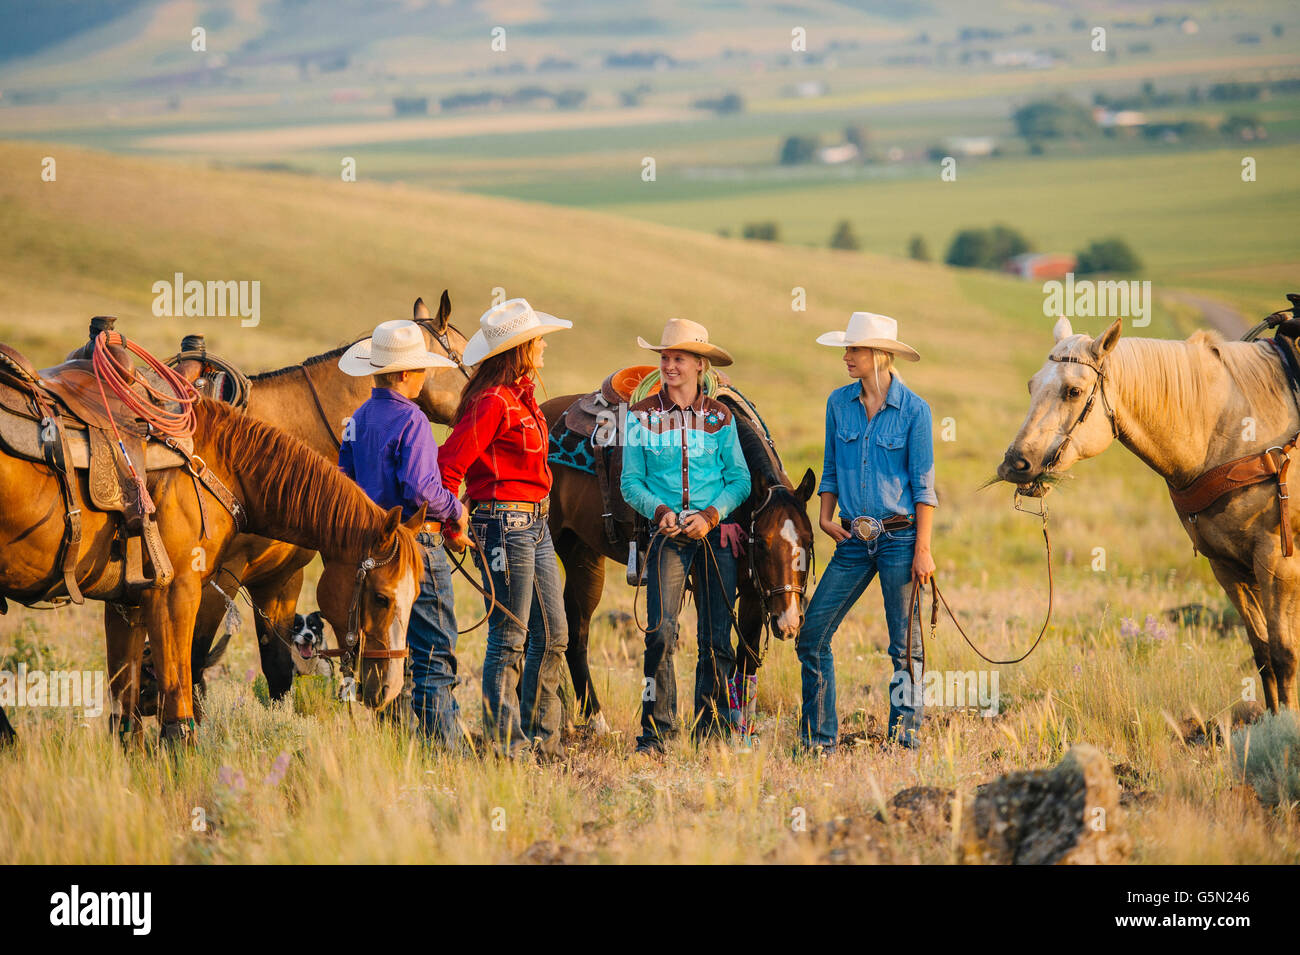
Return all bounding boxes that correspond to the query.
[998,316,1300,712]
[542,388,816,731]
[1,392,424,741]
[174,293,470,713]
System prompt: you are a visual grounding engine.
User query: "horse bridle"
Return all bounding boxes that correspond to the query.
[745,484,814,643]
[1041,352,1118,473]
[415,318,473,380]
[321,536,409,674]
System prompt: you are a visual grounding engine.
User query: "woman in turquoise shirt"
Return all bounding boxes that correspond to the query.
[796,311,937,753]
[621,319,751,754]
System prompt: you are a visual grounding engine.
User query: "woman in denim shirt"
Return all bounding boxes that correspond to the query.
[796,312,937,752]
[621,319,751,754]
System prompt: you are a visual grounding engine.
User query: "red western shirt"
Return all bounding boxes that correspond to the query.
[439,375,552,503]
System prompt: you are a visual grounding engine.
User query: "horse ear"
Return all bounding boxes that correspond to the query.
[435,290,451,333]
[381,505,403,540]
[1091,318,1123,361]
[403,503,428,530]
[414,297,430,320]
[1052,315,1073,342]
[796,468,816,502]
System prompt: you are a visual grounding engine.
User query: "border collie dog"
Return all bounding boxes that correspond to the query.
[290,611,333,677]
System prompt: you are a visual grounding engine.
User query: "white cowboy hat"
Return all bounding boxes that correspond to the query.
[338,320,459,377]
[636,317,733,366]
[461,298,572,366]
[815,311,919,361]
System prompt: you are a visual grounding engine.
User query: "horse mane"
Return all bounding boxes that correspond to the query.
[719,394,787,491]
[1097,331,1292,434]
[193,398,413,568]
[248,341,355,382]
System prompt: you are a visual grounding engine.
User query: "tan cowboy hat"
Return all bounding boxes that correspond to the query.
[462,298,572,366]
[815,311,919,361]
[636,318,733,366]
[338,320,459,377]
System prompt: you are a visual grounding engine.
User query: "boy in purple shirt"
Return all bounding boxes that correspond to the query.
[339,320,469,745]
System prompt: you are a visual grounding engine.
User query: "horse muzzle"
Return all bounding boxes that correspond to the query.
[359,656,405,709]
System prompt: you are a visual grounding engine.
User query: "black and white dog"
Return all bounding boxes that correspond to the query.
[290,611,333,677]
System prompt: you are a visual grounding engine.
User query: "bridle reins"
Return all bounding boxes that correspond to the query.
[320,535,410,674]
[1041,351,1118,473]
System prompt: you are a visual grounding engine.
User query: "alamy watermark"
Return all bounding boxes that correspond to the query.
[1042,272,1151,327]
[151,272,260,327]
[891,669,1000,716]
[0,664,105,718]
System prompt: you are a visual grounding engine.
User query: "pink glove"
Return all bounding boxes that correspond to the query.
[718,522,747,558]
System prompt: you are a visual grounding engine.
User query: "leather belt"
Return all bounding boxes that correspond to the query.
[841,513,914,542]
[472,497,550,517]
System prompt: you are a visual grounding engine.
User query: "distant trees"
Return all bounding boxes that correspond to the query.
[779,135,820,165]
[945,224,1032,269]
[1075,238,1142,274]
[693,92,744,114]
[742,222,781,241]
[829,220,860,250]
[1011,96,1098,140]
[907,235,931,261]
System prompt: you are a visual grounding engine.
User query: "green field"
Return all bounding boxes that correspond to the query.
[0,141,1295,862]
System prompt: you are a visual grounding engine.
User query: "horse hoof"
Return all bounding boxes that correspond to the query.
[159,720,196,746]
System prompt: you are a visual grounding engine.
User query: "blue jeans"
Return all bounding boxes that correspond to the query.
[469,509,569,758]
[408,531,462,745]
[795,527,923,750]
[639,526,738,750]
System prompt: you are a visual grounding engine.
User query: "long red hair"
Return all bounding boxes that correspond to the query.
[452,340,537,426]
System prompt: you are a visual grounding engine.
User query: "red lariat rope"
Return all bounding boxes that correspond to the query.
[91,331,200,516]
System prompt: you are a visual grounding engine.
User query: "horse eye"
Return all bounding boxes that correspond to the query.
[372,592,390,608]
[1066,386,1083,399]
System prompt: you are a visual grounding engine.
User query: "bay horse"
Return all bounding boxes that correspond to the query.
[173,293,470,713]
[1,395,425,743]
[542,387,816,732]
[998,316,1300,712]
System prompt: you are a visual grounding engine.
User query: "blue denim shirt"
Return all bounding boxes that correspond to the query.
[818,375,938,521]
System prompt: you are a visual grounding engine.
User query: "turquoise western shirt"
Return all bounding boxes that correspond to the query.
[819,375,938,521]
[621,395,751,521]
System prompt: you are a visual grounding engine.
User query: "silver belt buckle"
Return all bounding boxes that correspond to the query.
[850,516,883,542]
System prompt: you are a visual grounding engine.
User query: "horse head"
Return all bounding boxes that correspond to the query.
[317,505,425,710]
[746,468,816,640]
[998,316,1123,493]
[412,291,473,423]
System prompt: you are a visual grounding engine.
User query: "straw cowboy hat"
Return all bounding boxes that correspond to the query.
[461,298,572,366]
[339,320,459,376]
[815,311,919,361]
[636,318,733,366]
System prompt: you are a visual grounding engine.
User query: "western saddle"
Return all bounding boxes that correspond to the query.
[0,318,198,607]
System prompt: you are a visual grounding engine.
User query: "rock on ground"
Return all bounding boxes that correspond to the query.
[958,743,1131,865]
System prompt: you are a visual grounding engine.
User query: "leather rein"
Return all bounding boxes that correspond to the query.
[320,536,411,669]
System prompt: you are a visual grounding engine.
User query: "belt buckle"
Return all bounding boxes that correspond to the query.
[850,516,883,542]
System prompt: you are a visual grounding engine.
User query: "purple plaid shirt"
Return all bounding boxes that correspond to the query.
[338,388,462,523]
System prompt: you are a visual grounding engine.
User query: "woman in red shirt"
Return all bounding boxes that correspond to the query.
[440,298,572,760]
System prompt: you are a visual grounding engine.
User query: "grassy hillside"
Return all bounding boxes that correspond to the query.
[0,141,1292,863]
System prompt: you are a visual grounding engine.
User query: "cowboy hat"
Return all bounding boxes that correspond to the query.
[636,318,733,366]
[815,311,919,361]
[461,298,572,366]
[338,320,459,377]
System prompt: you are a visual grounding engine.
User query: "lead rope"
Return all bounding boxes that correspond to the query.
[904,495,1055,684]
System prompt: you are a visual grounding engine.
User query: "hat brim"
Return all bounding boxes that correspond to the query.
[461,313,572,367]
[636,337,734,367]
[814,331,919,361]
[338,339,459,377]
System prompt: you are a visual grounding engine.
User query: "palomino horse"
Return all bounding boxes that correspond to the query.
[172,293,470,712]
[0,394,425,742]
[998,316,1300,712]
[541,388,816,730]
